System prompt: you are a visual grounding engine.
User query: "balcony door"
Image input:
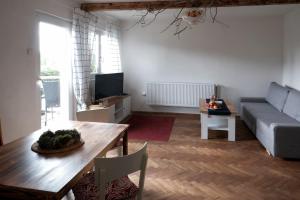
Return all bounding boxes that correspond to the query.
[38,14,72,126]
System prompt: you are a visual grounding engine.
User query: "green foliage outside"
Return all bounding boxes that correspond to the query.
[40,57,60,76]
[40,67,60,76]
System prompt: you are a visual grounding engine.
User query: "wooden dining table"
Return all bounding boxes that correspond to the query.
[0,121,129,200]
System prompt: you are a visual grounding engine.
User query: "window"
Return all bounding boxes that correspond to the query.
[100,34,122,74]
[91,33,100,73]
[91,30,122,74]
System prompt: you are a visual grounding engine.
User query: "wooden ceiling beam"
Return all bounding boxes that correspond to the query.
[81,0,300,12]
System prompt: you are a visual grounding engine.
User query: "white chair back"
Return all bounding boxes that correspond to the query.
[94,142,148,200]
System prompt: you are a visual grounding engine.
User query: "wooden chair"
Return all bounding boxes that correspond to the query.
[72,143,148,200]
[0,119,3,146]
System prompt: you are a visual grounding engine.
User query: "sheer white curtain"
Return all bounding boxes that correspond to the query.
[72,8,97,110]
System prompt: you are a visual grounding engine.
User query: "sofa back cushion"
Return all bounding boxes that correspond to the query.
[266,82,289,112]
[283,89,300,122]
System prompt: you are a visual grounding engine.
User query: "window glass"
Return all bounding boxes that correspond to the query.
[100,34,122,74]
[91,34,100,73]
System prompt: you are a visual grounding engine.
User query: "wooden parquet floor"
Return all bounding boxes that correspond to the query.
[127,113,300,200]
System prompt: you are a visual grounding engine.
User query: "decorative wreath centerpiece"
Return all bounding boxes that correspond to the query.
[31,129,84,154]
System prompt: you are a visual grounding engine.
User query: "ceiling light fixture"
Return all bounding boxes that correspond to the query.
[182,9,205,25]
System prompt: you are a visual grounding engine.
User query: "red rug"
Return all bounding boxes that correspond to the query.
[127,115,175,142]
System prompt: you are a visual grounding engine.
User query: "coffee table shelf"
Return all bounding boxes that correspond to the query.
[200,99,237,141]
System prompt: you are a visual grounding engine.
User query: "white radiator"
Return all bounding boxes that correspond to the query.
[146,82,216,107]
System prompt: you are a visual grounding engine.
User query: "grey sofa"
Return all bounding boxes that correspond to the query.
[240,82,300,159]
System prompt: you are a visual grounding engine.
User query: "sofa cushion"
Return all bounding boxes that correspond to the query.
[242,102,298,126]
[72,172,138,200]
[241,102,300,130]
[256,112,299,127]
[266,82,289,112]
[283,89,300,122]
[241,102,279,115]
[240,102,279,133]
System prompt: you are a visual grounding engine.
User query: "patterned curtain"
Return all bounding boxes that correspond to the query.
[72,8,97,110]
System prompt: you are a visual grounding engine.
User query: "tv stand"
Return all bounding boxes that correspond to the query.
[76,95,131,123]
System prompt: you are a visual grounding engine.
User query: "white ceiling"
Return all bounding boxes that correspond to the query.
[92,4,300,21]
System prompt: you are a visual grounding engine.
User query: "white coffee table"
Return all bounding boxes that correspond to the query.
[200,99,237,141]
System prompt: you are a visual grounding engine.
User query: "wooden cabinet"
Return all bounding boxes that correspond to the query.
[76,96,131,123]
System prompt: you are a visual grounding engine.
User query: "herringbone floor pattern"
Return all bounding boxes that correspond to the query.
[127,113,300,200]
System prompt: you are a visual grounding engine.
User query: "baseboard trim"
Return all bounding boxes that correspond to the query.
[132,111,199,118]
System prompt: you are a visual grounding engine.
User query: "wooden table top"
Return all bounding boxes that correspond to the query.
[0,121,129,199]
[200,99,237,115]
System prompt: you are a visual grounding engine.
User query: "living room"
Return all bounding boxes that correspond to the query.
[0,0,300,199]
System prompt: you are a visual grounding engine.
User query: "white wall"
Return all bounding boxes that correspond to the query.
[282,8,300,90]
[121,16,283,114]
[0,0,79,143]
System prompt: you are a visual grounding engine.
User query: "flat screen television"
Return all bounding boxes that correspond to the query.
[94,73,124,100]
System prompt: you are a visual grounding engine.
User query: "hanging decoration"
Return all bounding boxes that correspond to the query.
[182,9,204,25]
[127,0,223,38]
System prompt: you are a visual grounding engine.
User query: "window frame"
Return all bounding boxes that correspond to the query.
[91,28,122,75]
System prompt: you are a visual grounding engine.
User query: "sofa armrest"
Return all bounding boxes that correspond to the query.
[240,97,267,103]
[271,123,300,158]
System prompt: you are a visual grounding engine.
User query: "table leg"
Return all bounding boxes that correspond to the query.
[201,113,208,139]
[228,116,236,141]
[123,130,128,155]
